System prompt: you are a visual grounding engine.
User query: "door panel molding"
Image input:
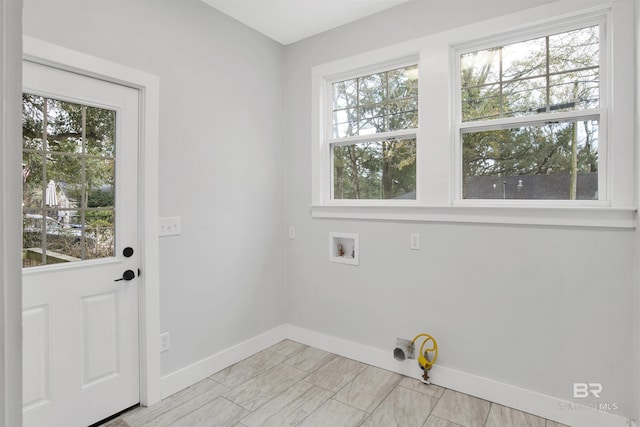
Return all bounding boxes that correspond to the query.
[22,304,50,410]
[23,36,161,407]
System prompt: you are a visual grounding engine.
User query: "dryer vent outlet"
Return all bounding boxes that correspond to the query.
[393,337,415,361]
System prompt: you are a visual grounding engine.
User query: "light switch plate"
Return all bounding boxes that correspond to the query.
[159,217,181,236]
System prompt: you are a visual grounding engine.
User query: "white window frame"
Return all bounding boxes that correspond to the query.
[452,16,609,206]
[311,0,635,228]
[319,56,421,206]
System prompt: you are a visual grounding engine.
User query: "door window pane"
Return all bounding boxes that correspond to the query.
[22,94,117,268]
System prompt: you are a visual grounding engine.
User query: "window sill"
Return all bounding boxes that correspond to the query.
[311,204,636,228]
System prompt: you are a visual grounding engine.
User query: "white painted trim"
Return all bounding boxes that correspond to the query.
[286,325,631,427]
[1,0,23,425]
[22,37,162,406]
[312,204,636,228]
[160,325,289,399]
[311,0,635,216]
[158,324,631,426]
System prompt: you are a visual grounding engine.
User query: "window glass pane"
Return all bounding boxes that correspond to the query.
[358,72,386,105]
[86,106,116,157]
[461,25,599,121]
[462,119,598,200]
[461,48,500,86]
[549,26,599,73]
[502,77,546,117]
[549,69,599,111]
[333,79,358,110]
[359,105,387,134]
[85,210,115,260]
[461,83,501,121]
[22,94,45,150]
[388,65,418,99]
[47,154,84,208]
[501,37,546,81]
[23,214,45,267]
[332,108,358,138]
[332,65,418,137]
[389,99,418,131]
[23,151,43,209]
[47,99,83,154]
[333,138,416,200]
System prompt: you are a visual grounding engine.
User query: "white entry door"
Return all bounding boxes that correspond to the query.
[22,61,140,427]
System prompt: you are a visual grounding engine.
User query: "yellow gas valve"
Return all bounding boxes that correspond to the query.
[412,333,438,384]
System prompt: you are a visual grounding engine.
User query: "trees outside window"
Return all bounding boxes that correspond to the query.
[459,25,601,200]
[330,65,418,200]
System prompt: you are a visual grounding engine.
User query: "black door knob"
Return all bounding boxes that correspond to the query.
[114,269,136,282]
[123,247,134,257]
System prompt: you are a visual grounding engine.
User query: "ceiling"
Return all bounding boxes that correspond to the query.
[200,0,413,45]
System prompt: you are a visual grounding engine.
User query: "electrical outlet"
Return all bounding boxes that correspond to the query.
[410,233,420,250]
[288,226,296,240]
[160,332,170,352]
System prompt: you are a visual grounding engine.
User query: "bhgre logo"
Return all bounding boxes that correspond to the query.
[573,383,602,398]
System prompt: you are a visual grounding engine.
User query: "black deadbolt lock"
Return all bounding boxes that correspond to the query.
[123,247,134,257]
[115,269,136,282]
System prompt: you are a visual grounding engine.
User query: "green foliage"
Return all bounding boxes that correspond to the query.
[334,139,416,199]
[332,66,418,199]
[22,94,116,261]
[460,26,600,199]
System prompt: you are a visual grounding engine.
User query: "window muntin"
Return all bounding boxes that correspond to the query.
[460,25,599,121]
[330,65,418,200]
[22,94,116,268]
[459,24,603,201]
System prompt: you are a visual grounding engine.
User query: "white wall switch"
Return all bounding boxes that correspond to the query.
[410,233,420,250]
[288,226,296,240]
[160,332,170,352]
[159,217,182,236]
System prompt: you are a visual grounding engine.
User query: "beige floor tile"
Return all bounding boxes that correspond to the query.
[283,346,336,372]
[305,355,367,392]
[106,345,571,427]
[210,349,286,388]
[334,365,402,412]
[100,418,132,427]
[123,378,229,426]
[239,381,332,427]
[298,399,368,427]
[430,389,491,427]
[485,404,546,427]
[170,396,249,427]
[361,385,434,427]
[423,415,465,427]
[224,363,308,411]
[399,376,446,399]
[267,339,308,357]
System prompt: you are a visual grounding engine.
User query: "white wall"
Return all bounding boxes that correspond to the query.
[284,0,636,419]
[1,0,23,425]
[635,0,640,423]
[22,0,286,376]
[19,0,639,422]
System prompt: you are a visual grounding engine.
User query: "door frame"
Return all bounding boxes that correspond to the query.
[1,0,24,425]
[22,36,162,407]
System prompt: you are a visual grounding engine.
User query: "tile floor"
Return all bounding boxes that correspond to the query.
[104,340,570,427]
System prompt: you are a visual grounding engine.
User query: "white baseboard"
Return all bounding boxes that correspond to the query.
[160,325,289,399]
[287,325,631,427]
[160,324,632,427]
